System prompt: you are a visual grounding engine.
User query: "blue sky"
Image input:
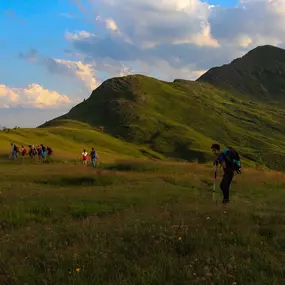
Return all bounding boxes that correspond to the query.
[0,0,283,127]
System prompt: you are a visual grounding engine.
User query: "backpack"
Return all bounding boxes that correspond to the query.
[221,147,241,174]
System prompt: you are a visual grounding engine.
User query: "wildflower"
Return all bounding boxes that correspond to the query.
[75,268,80,273]
[178,236,182,241]
[232,282,237,285]
[206,216,210,220]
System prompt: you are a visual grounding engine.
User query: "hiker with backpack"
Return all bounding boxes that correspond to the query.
[29,145,36,158]
[90,148,98,167]
[47,146,53,157]
[37,145,42,161]
[21,145,27,159]
[211,144,241,204]
[10,143,19,159]
[41,144,47,160]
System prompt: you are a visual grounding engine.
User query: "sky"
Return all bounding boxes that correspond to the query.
[0,0,285,127]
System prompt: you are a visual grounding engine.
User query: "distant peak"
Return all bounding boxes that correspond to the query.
[244,45,285,57]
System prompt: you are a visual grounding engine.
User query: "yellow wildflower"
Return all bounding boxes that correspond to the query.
[75,268,80,273]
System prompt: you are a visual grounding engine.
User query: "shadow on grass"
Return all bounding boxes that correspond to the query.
[104,160,161,172]
[36,174,124,187]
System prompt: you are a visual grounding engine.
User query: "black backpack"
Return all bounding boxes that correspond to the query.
[221,147,241,174]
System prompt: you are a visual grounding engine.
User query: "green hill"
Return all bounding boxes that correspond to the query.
[40,45,285,170]
[0,121,164,162]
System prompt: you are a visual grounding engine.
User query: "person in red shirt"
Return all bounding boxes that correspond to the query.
[21,145,27,160]
[47,146,53,157]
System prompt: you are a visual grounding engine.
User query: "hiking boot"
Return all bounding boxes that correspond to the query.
[222,199,230,204]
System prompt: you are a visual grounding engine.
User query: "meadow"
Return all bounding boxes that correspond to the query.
[1,155,285,285]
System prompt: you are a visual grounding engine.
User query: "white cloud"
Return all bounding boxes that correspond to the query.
[95,16,119,32]
[65,30,95,41]
[42,57,99,91]
[105,18,119,31]
[63,0,285,82]
[51,59,99,90]
[0,84,73,109]
[18,48,98,92]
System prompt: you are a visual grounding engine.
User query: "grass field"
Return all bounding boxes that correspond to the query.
[1,156,285,285]
[0,122,165,163]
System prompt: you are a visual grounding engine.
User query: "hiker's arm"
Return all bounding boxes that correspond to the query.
[219,155,227,169]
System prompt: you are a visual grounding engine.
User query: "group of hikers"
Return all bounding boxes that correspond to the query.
[8,141,239,203]
[9,143,99,167]
[10,143,53,161]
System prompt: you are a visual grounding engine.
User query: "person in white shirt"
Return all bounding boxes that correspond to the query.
[82,149,88,165]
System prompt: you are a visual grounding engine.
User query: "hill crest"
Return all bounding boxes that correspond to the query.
[197,45,285,101]
[40,45,285,169]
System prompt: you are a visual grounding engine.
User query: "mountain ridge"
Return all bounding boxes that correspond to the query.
[40,45,285,170]
[197,45,285,102]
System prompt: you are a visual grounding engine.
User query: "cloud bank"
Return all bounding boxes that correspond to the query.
[65,0,285,79]
[0,84,74,109]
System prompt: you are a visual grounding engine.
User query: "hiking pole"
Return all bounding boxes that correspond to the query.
[213,162,217,202]
[213,165,217,192]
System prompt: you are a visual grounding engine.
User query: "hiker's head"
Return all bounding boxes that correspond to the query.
[211,143,220,155]
[92,148,94,150]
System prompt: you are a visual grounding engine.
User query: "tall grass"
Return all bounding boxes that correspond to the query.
[1,159,285,284]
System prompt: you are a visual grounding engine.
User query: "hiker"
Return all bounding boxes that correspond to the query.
[82,149,88,165]
[41,144,47,160]
[29,145,36,158]
[211,144,241,204]
[47,146,53,157]
[37,145,42,161]
[10,143,15,159]
[21,145,27,159]
[10,143,18,159]
[90,148,98,167]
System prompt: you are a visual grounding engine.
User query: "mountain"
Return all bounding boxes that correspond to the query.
[40,45,285,170]
[197,45,285,102]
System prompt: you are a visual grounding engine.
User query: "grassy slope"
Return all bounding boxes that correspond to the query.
[0,120,165,162]
[43,75,285,170]
[1,160,285,284]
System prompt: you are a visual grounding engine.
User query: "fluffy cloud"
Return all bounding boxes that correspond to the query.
[43,57,99,90]
[65,30,96,41]
[63,0,285,81]
[209,0,285,46]
[0,83,73,109]
[18,48,99,92]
